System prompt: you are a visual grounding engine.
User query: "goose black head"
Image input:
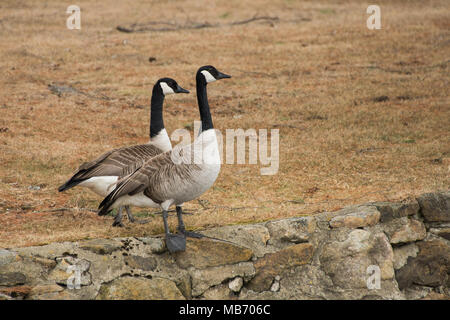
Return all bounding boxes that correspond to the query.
[157,78,190,95]
[197,65,231,84]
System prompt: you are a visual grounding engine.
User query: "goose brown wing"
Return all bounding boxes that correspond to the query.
[75,144,162,179]
[59,144,163,192]
[98,150,200,214]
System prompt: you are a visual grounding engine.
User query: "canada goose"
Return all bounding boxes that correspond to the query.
[98,65,231,252]
[58,78,189,226]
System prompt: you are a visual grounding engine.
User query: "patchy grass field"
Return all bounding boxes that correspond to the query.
[0,0,449,247]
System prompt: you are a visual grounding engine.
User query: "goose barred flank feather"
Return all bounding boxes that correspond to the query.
[98,149,201,215]
[58,144,163,192]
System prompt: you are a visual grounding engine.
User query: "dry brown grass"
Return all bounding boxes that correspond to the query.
[0,0,449,247]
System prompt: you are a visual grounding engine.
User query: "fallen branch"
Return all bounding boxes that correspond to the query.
[40,207,97,213]
[117,16,280,33]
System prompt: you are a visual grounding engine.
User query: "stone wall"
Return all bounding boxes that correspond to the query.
[0,191,448,300]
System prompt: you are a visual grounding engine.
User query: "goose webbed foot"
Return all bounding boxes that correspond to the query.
[162,209,186,253]
[165,233,186,253]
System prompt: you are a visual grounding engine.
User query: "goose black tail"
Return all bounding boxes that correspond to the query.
[98,189,116,216]
[58,179,83,192]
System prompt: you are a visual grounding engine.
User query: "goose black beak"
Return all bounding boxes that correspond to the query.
[216,71,231,80]
[176,85,190,94]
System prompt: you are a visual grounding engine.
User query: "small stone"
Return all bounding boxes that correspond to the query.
[329,205,380,229]
[417,192,450,222]
[270,280,280,292]
[228,277,244,293]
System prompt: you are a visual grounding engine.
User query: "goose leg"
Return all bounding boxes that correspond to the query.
[163,210,186,253]
[125,206,135,223]
[125,206,150,224]
[176,206,204,239]
[112,207,124,227]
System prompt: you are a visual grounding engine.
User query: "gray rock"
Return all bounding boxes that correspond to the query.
[417,192,450,222]
[228,277,244,293]
[370,200,420,222]
[74,249,128,284]
[247,243,314,292]
[138,237,166,254]
[396,238,450,289]
[270,280,280,292]
[393,243,419,270]
[190,262,255,297]
[174,238,253,269]
[0,257,47,287]
[329,205,380,229]
[266,216,316,245]
[202,224,271,258]
[278,265,333,299]
[96,276,184,300]
[12,242,77,260]
[320,230,395,288]
[382,217,426,244]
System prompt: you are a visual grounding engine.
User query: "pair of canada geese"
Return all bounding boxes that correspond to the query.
[58,65,231,252]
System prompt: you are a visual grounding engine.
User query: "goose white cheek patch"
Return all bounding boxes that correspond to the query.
[160,82,175,95]
[201,70,216,83]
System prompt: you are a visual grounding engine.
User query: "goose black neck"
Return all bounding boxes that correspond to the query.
[149,85,165,138]
[196,76,213,132]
